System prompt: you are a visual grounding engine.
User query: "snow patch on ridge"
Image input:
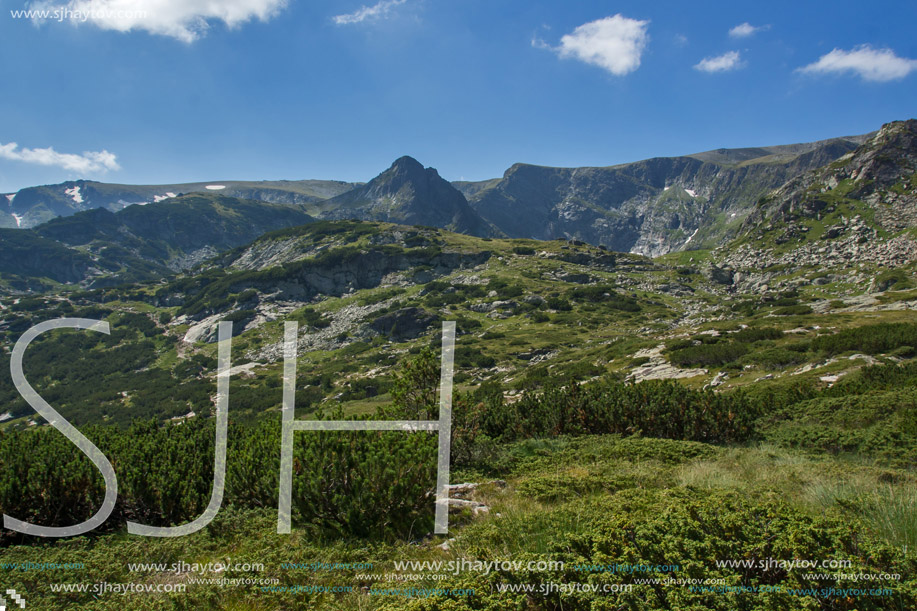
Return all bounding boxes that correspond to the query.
[206,185,226,191]
[684,188,697,198]
[65,185,84,204]
[684,227,699,245]
[5,193,15,205]
[11,213,23,227]
[152,192,178,203]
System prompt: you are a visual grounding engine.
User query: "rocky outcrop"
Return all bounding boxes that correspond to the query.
[626,344,707,382]
[704,264,734,285]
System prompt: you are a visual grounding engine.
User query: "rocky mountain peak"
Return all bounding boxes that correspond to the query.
[389,155,427,175]
[323,157,495,236]
[369,155,441,196]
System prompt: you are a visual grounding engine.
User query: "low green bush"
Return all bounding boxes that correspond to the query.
[668,342,748,367]
[813,322,917,356]
[471,378,758,445]
[773,305,813,315]
[378,488,917,610]
[732,326,784,342]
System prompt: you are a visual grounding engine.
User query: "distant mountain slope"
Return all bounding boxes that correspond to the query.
[316,156,496,237]
[456,135,869,256]
[686,133,872,165]
[1,179,356,228]
[0,193,315,290]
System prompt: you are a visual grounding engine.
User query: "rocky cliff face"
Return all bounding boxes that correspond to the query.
[458,137,868,256]
[318,156,495,237]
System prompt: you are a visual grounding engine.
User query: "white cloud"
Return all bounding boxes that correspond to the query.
[798,45,917,82]
[694,50,743,73]
[0,142,120,174]
[333,0,406,25]
[729,22,767,38]
[544,14,650,76]
[28,0,287,43]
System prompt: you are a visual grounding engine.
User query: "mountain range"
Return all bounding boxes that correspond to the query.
[1,119,914,293]
[2,129,877,250]
[0,179,355,229]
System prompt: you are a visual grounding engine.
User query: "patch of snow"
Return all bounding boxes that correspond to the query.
[664,186,672,191]
[730,212,737,218]
[684,188,697,198]
[11,213,23,228]
[64,185,84,204]
[152,192,179,203]
[684,227,700,245]
[0,412,12,422]
[5,193,15,204]
[206,185,226,190]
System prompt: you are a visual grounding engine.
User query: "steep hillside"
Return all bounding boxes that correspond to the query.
[0,230,94,287]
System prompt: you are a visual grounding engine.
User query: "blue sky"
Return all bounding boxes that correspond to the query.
[1,0,915,192]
